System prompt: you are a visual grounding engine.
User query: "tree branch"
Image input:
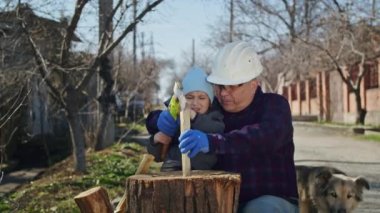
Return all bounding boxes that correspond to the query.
[77,0,164,92]
[60,0,89,65]
[100,0,164,57]
[246,0,293,33]
[0,86,28,129]
[99,0,124,52]
[296,36,354,90]
[18,15,66,108]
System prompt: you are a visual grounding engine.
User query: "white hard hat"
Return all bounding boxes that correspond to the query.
[207,41,263,85]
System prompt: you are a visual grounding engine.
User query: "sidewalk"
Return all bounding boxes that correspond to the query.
[293,121,380,137]
[0,168,44,196]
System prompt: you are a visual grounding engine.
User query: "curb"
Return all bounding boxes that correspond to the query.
[293,121,355,135]
[293,121,380,136]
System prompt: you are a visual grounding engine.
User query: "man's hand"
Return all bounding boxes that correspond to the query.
[179,130,209,158]
[157,110,179,137]
[154,132,172,145]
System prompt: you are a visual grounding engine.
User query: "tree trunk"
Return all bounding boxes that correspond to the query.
[67,111,87,172]
[124,170,241,213]
[354,89,367,125]
[95,57,115,151]
[96,1,115,151]
[358,108,367,125]
[95,108,113,151]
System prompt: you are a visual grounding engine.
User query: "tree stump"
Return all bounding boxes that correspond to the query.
[124,170,241,213]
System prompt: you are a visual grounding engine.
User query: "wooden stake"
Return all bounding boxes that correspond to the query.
[114,194,127,213]
[180,105,191,177]
[135,154,155,175]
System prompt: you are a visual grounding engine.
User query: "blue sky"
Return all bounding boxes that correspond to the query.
[136,0,227,98]
[1,0,227,98]
[136,0,226,65]
[69,0,226,66]
[2,0,226,64]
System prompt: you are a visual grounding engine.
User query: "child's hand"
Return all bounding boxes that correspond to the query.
[154,132,172,145]
[157,110,179,136]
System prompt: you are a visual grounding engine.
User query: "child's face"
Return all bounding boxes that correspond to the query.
[185,91,210,114]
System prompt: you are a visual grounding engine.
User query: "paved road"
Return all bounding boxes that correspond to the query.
[294,123,380,212]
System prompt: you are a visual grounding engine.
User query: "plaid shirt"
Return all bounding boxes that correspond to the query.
[145,87,298,204]
[208,87,298,203]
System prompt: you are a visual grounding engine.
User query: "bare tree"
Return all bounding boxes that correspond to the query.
[15,0,164,172]
[254,0,380,124]
[298,1,380,124]
[207,0,325,91]
[208,0,380,125]
[115,46,171,116]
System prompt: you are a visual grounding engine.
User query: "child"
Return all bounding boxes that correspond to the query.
[146,67,224,171]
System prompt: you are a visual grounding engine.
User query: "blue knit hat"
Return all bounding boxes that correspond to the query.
[182,67,214,103]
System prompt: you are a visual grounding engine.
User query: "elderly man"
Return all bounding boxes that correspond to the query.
[147,41,299,212]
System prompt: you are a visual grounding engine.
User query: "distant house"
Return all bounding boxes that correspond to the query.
[0,4,80,163]
[281,60,380,125]
[0,4,80,68]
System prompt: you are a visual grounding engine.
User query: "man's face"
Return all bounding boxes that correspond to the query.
[213,80,258,113]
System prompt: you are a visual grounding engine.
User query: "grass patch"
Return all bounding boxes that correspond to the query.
[116,121,147,135]
[125,122,147,134]
[0,142,158,212]
[356,134,380,143]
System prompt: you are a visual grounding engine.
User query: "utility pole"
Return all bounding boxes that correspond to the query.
[229,0,234,42]
[304,0,310,40]
[149,33,155,58]
[133,0,138,71]
[372,0,377,25]
[191,39,195,66]
[140,32,145,60]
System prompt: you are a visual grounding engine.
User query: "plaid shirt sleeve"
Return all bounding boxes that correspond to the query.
[208,94,293,155]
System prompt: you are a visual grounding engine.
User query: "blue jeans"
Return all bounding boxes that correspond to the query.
[238,195,299,213]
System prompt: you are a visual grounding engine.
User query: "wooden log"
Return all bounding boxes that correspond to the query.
[124,170,241,213]
[135,154,155,175]
[74,186,113,213]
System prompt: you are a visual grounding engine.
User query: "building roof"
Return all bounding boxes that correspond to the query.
[0,3,81,42]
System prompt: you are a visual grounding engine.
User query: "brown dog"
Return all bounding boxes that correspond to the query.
[296,165,370,213]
